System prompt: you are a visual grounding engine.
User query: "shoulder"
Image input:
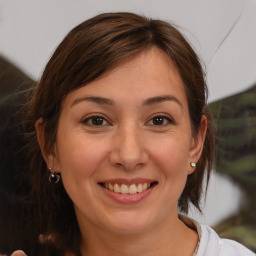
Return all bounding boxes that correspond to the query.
[197,222,255,256]
[220,239,255,255]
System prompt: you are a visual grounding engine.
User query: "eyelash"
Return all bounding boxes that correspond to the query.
[146,114,174,126]
[82,115,110,127]
[82,114,174,127]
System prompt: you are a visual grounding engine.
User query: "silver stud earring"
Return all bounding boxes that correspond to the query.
[48,168,60,183]
[190,162,196,168]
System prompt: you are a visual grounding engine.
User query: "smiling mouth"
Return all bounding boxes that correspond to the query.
[98,182,158,195]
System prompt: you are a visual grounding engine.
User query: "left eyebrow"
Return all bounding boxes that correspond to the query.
[142,95,183,109]
[70,96,115,107]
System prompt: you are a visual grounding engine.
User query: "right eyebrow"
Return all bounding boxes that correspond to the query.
[70,96,115,107]
[142,95,183,109]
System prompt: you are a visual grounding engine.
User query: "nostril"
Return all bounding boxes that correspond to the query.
[115,163,124,168]
[108,140,149,171]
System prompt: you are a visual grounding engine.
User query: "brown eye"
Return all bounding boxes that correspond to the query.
[153,116,165,125]
[147,115,173,126]
[83,116,109,126]
[91,117,104,125]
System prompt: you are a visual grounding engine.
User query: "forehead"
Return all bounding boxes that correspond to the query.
[63,47,187,108]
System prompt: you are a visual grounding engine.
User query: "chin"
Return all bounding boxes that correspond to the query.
[103,211,155,235]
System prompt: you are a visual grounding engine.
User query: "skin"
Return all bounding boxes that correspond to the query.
[37,47,207,256]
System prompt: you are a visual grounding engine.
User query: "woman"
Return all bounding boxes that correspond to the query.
[9,12,254,256]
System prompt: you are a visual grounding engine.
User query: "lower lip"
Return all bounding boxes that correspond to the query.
[100,186,154,204]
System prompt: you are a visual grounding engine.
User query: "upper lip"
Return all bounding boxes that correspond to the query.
[98,178,157,186]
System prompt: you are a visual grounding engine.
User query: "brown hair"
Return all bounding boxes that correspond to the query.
[26,12,215,254]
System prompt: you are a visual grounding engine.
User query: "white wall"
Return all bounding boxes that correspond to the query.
[1,0,256,225]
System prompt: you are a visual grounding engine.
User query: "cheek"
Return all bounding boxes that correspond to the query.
[55,134,110,211]
[56,132,109,181]
[151,135,191,173]
[149,135,191,198]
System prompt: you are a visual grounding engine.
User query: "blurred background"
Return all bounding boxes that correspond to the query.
[0,0,255,253]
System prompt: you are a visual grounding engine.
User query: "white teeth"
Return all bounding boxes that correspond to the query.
[109,183,114,191]
[114,184,120,193]
[137,184,143,193]
[105,183,151,194]
[129,184,137,194]
[120,184,128,194]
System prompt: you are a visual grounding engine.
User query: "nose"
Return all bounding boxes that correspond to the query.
[109,125,149,171]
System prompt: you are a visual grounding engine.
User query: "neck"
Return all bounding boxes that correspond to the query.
[79,215,198,256]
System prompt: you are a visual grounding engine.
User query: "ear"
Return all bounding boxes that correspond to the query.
[188,115,207,174]
[35,118,61,173]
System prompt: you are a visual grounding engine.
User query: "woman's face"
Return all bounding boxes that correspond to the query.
[45,47,205,236]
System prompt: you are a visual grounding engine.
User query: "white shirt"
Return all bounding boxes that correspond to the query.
[194,220,255,256]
